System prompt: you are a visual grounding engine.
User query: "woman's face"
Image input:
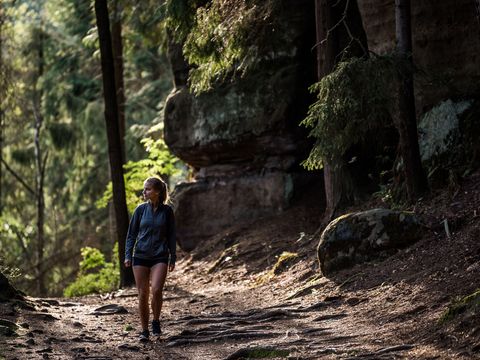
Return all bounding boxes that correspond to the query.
[143,182,159,202]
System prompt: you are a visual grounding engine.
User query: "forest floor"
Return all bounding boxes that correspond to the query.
[1,171,480,360]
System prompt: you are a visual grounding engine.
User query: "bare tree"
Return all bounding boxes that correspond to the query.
[394,0,428,200]
[94,0,134,287]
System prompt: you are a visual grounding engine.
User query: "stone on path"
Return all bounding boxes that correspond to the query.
[224,347,290,360]
[90,304,128,315]
[118,343,140,351]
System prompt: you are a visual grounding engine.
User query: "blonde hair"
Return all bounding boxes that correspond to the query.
[144,177,168,204]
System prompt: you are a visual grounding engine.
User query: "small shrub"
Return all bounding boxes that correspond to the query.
[78,247,106,274]
[64,247,119,297]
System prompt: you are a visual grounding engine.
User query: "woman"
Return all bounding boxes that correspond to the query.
[124,177,176,341]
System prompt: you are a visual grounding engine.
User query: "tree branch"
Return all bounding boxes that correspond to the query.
[0,157,36,196]
[12,228,35,268]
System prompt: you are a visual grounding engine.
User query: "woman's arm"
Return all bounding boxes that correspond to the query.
[166,205,177,270]
[125,204,144,262]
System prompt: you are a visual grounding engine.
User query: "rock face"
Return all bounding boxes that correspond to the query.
[317,208,423,276]
[164,1,316,250]
[418,99,472,163]
[357,0,480,111]
[173,172,295,251]
[163,0,478,251]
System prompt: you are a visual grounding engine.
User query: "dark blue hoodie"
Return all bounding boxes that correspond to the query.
[125,202,176,265]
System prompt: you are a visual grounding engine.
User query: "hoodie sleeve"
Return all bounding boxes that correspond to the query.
[166,205,177,265]
[125,204,144,261]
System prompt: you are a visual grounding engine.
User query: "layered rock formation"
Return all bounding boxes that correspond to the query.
[165,1,316,251]
[164,0,479,251]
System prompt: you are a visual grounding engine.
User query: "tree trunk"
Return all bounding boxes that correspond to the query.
[0,7,4,217]
[34,25,47,296]
[315,0,368,222]
[394,0,428,200]
[111,0,126,164]
[94,0,134,287]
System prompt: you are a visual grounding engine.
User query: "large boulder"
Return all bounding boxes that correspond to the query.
[165,0,316,250]
[164,0,315,170]
[317,208,423,276]
[164,70,309,169]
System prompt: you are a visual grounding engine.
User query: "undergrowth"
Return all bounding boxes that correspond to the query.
[63,246,119,297]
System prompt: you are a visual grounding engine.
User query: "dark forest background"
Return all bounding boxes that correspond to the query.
[1,0,479,298]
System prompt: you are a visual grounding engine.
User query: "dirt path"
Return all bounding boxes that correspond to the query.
[0,282,416,360]
[0,263,469,360]
[2,172,480,359]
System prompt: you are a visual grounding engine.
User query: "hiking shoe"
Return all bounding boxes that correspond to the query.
[151,320,161,336]
[138,329,149,342]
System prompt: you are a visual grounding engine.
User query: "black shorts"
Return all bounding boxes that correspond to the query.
[132,257,168,268]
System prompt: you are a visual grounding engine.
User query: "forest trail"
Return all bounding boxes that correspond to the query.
[1,257,476,360]
[2,171,480,359]
[0,277,427,360]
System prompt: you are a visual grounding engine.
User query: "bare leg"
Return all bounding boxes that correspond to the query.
[150,263,168,321]
[133,266,151,331]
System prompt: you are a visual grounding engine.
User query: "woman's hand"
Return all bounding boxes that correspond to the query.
[168,263,175,272]
[124,260,132,268]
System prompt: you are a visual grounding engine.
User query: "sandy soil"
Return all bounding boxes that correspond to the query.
[1,171,479,360]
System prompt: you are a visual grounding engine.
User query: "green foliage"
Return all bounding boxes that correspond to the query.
[1,0,175,296]
[164,0,204,41]
[96,133,183,213]
[439,289,480,324]
[47,122,77,149]
[63,246,119,297]
[78,247,105,273]
[301,56,398,170]
[166,0,278,93]
[372,183,407,210]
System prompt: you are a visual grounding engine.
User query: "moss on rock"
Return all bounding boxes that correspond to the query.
[440,289,480,324]
[317,208,423,275]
